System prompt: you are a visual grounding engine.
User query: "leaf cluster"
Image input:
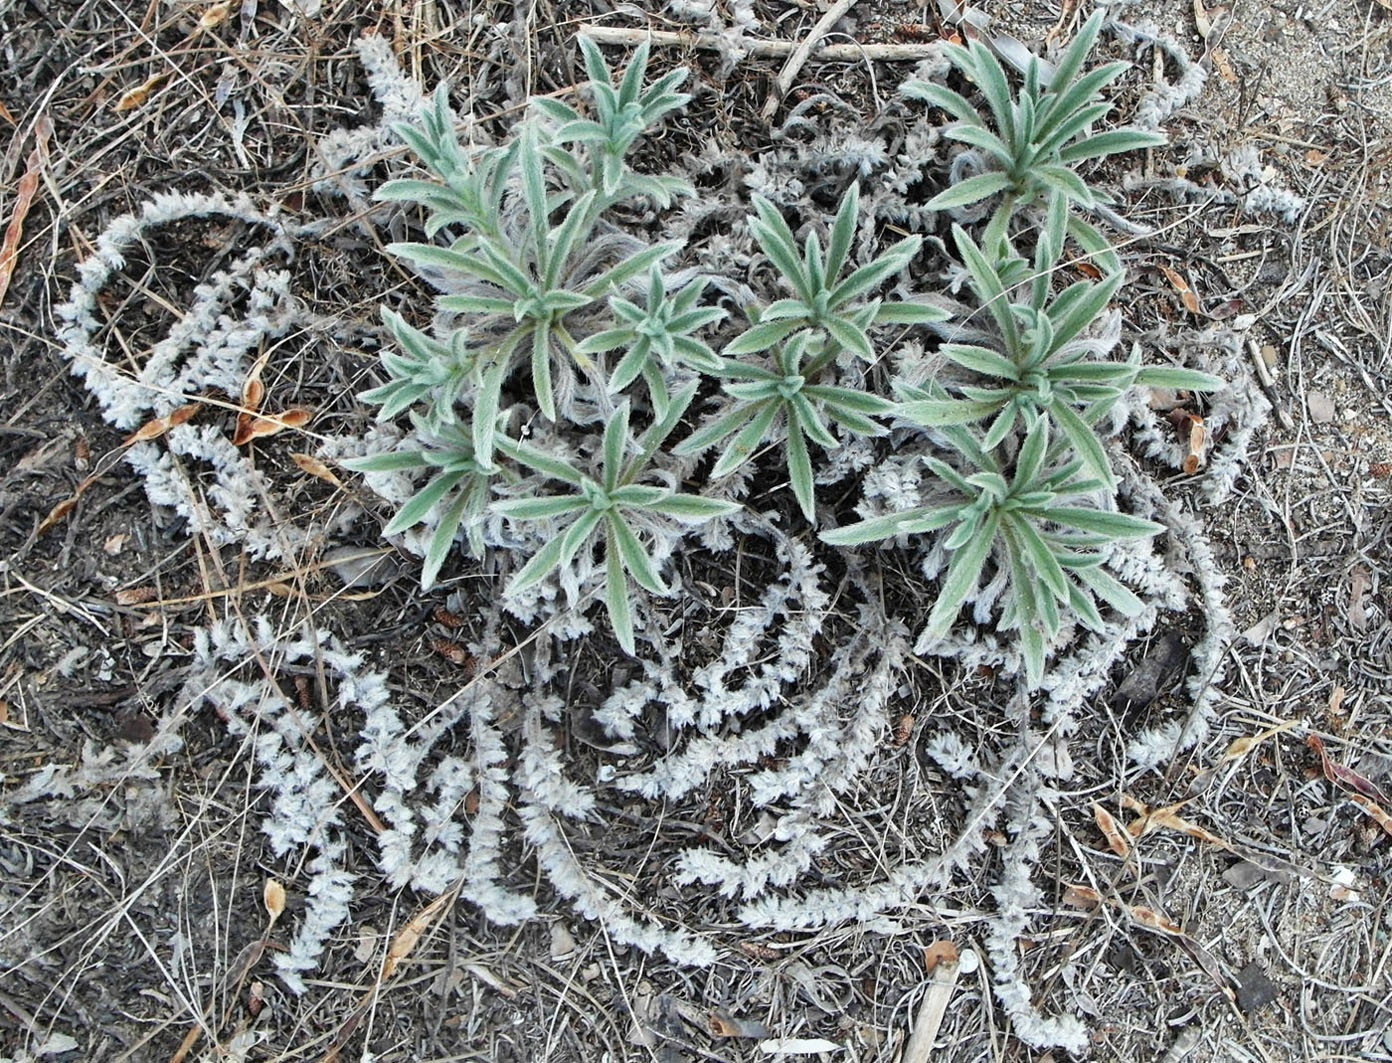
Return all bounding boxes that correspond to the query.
[905,11,1165,226]
[349,31,1222,682]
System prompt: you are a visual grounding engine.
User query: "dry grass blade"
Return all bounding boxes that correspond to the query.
[0,117,49,307]
[323,886,459,1063]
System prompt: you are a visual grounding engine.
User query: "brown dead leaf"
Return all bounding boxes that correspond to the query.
[1328,685,1346,717]
[1091,802,1132,860]
[0,118,49,308]
[1183,416,1206,474]
[1145,808,1226,846]
[706,1010,769,1039]
[1307,734,1391,804]
[429,638,473,667]
[198,0,232,29]
[123,402,202,445]
[115,72,168,112]
[892,713,915,746]
[1063,883,1101,908]
[1350,794,1392,837]
[433,606,466,628]
[922,939,958,972]
[1348,566,1370,632]
[290,452,342,486]
[114,586,158,606]
[1160,265,1201,314]
[1129,905,1185,935]
[1211,47,1237,82]
[36,496,79,535]
[381,890,453,981]
[738,941,780,960]
[233,406,314,445]
[233,352,270,445]
[263,879,286,926]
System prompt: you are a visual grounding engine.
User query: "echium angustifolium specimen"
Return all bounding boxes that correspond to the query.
[348,28,1222,684]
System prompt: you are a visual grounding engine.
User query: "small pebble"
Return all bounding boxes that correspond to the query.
[1307,391,1336,423]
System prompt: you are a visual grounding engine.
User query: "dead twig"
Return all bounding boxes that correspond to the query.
[761,0,860,120]
[576,23,944,63]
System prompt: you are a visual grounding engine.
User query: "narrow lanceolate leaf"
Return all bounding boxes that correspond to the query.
[749,196,811,301]
[926,172,1016,211]
[544,191,598,289]
[645,494,743,522]
[941,343,1020,379]
[385,470,468,534]
[1032,164,1095,206]
[968,41,1015,145]
[388,243,510,290]
[342,449,430,473]
[952,226,1019,349]
[1134,366,1225,391]
[712,400,782,477]
[582,240,682,298]
[438,294,517,315]
[604,531,635,654]
[519,123,549,249]
[531,95,582,126]
[825,182,859,280]
[943,122,1013,165]
[1013,576,1047,690]
[602,402,629,489]
[609,513,665,594]
[558,508,603,569]
[828,236,921,306]
[579,35,611,90]
[1011,516,1070,601]
[785,422,816,521]
[823,315,874,361]
[495,435,584,485]
[789,393,839,450]
[1058,128,1168,164]
[1049,399,1114,485]
[508,529,573,594]
[471,358,507,469]
[1044,506,1163,539]
[493,495,590,521]
[802,384,896,415]
[608,336,653,393]
[902,80,981,125]
[673,402,757,456]
[724,318,801,357]
[578,327,634,354]
[926,510,1000,637]
[819,504,960,546]
[531,326,556,422]
[1075,563,1145,616]
[422,488,475,589]
[873,300,952,325]
[898,397,1001,426]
